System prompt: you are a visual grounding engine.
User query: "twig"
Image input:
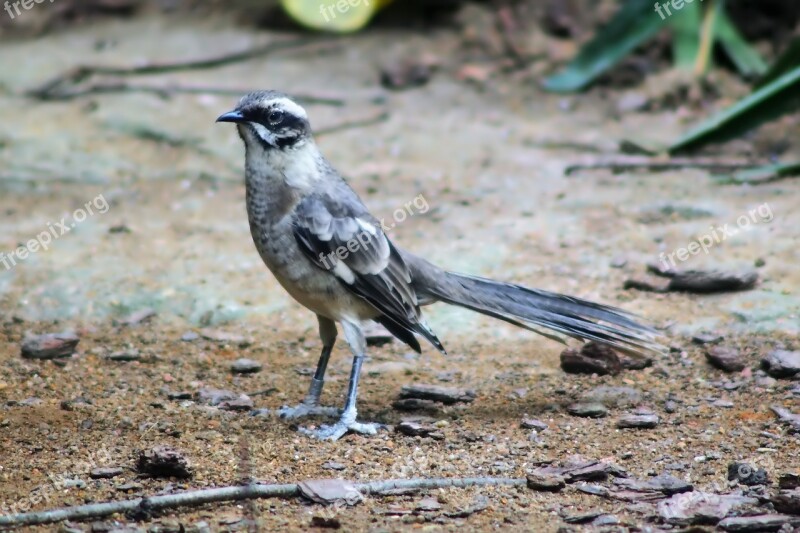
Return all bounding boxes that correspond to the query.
[25,81,345,106]
[0,484,298,529]
[315,111,390,137]
[357,476,526,495]
[0,476,525,529]
[565,156,764,175]
[27,37,337,101]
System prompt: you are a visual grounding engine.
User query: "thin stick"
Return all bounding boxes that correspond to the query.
[357,476,526,495]
[0,476,525,529]
[25,81,346,106]
[0,484,298,529]
[565,156,764,175]
[27,37,336,101]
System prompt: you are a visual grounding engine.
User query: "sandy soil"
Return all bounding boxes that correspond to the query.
[0,6,798,532]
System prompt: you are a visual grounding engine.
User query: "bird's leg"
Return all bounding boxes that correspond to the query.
[300,321,383,440]
[279,316,340,419]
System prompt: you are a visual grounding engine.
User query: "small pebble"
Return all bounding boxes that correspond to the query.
[526,472,565,492]
[398,384,476,405]
[196,388,240,406]
[199,329,252,347]
[692,333,724,345]
[137,445,193,479]
[106,349,143,362]
[521,418,548,431]
[396,420,444,440]
[617,413,660,429]
[19,397,43,407]
[310,516,341,529]
[415,497,442,511]
[218,396,254,412]
[21,332,79,360]
[592,514,620,526]
[118,308,156,326]
[560,342,621,376]
[567,402,608,418]
[718,514,796,532]
[761,350,800,379]
[706,346,746,372]
[61,478,86,489]
[727,462,770,486]
[779,473,800,490]
[115,482,142,492]
[90,467,124,480]
[230,358,262,374]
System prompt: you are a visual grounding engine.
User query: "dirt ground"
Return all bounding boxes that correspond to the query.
[0,4,799,532]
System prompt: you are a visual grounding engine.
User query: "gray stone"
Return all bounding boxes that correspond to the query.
[706,346,746,372]
[762,350,800,379]
[230,358,262,374]
[718,514,799,532]
[526,472,565,492]
[567,402,607,418]
[398,384,476,405]
[21,331,79,359]
[617,413,660,429]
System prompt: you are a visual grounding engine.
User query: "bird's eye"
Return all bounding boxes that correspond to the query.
[267,110,284,125]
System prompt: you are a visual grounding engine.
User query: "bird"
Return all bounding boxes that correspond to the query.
[216,90,663,441]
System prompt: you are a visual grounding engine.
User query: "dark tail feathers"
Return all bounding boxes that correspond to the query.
[426,272,663,356]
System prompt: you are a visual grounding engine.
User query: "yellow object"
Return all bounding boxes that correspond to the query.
[281,0,392,33]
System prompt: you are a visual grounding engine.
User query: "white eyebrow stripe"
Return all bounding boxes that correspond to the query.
[271,97,308,120]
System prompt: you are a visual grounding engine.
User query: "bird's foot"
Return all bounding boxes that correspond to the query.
[299,414,383,441]
[278,403,340,420]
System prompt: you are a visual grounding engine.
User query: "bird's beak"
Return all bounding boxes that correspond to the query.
[216,110,246,124]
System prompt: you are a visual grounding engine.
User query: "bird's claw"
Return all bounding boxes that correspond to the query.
[278,403,340,420]
[299,419,384,441]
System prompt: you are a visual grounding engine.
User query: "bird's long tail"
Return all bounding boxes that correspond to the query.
[421,271,664,356]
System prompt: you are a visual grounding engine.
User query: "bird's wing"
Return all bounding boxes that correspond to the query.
[292,193,444,354]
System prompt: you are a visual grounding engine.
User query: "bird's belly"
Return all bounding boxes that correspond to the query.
[250,224,377,321]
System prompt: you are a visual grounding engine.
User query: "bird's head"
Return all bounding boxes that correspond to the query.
[216,90,312,152]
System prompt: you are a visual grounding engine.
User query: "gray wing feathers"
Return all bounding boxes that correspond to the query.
[292,193,443,353]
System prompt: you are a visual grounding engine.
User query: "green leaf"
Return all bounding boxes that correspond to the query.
[542,0,666,93]
[668,0,702,69]
[713,161,800,184]
[716,8,767,78]
[669,66,800,153]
